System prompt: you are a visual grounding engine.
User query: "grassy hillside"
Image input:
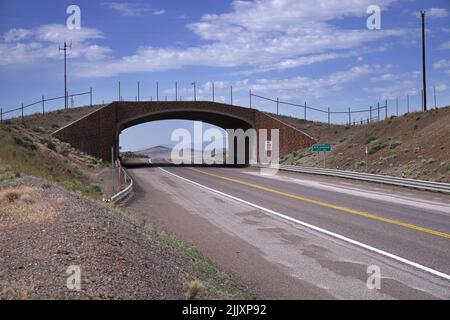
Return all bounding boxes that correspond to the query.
[0,106,109,198]
[274,106,450,183]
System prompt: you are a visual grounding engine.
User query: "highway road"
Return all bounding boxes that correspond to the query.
[124,158,450,299]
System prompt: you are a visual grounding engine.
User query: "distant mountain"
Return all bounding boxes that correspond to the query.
[135,145,171,158]
[134,144,227,161]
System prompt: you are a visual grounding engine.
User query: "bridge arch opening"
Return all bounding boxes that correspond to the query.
[118,112,254,165]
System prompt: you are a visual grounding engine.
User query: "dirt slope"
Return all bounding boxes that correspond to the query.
[274,106,450,182]
[0,176,249,299]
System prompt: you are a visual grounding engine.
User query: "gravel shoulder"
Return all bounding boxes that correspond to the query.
[0,175,250,300]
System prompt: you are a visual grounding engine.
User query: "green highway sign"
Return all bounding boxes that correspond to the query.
[310,144,331,152]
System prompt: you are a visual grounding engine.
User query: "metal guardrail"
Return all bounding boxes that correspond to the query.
[107,161,134,203]
[255,164,450,194]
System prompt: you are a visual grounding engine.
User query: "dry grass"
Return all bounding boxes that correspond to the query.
[186,280,203,299]
[276,106,450,182]
[0,186,58,226]
[0,280,34,300]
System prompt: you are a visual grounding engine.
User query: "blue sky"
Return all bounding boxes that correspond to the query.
[0,0,449,151]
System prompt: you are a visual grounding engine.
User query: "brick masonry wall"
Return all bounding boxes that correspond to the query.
[53,102,316,161]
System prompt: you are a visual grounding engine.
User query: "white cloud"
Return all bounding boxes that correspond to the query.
[35,24,104,43]
[364,69,427,99]
[75,0,408,77]
[3,28,32,42]
[248,64,381,99]
[0,24,110,65]
[152,9,166,16]
[234,46,386,75]
[370,70,420,82]
[433,59,450,76]
[439,40,450,50]
[434,84,447,93]
[413,8,449,19]
[363,80,420,99]
[102,2,165,16]
[0,0,410,78]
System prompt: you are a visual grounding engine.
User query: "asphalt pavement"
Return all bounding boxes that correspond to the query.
[124,158,450,299]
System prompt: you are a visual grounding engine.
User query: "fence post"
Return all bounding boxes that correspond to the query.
[385,100,388,119]
[407,94,410,113]
[42,95,45,115]
[111,147,115,193]
[348,107,351,125]
[396,96,398,116]
[304,101,307,120]
[421,89,423,111]
[21,103,24,123]
[276,97,279,115]
[434,86,437,109]
[230,85,233,105]
[249,89,252,108]
[327,107,330,125]
[377,102,380,121]
[156,81,159,101]
[89,88,92,106]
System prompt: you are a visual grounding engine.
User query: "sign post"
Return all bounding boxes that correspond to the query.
[310,144,331,168]
[365,146,368,173]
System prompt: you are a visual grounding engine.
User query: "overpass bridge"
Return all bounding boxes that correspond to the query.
[53,101,315,162]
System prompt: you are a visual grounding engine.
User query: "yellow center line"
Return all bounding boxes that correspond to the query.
[188,167,450,239]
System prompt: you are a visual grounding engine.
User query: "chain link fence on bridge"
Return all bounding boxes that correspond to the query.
[1,81,447,126]
[0,89,93,124]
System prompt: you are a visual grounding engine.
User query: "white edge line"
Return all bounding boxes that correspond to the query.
[149,159,450,281]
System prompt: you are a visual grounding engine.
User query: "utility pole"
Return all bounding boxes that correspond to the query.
[175,82,178,101]
[212,82,215,102]
[137,81,140,101]
[421,10,427,111]
[59,42,72,109]
[192,82,196,101]
[118,81,121,101]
